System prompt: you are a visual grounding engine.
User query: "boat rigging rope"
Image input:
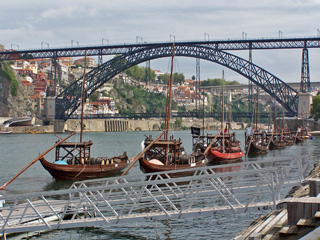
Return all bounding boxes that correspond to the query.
[73,164,86,180]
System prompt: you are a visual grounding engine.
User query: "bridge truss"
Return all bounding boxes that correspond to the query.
[1,37,319,119]
[1,37,320,60]
[0,155,310,236]
[56,44,299,119]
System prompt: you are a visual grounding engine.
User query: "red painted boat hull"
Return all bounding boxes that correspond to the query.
[207,149,244,162]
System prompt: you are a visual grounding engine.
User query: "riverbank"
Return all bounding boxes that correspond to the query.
[2,118,249,134]
[235,157,320,239]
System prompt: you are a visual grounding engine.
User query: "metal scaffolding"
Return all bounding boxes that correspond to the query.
[0,155,310,236]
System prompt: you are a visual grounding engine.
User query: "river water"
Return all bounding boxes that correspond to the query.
[0,130,319,239]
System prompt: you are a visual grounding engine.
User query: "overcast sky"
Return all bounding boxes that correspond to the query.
[1,0,320,83]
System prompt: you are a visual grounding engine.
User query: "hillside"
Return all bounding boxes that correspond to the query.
[0,62,33,117]
[105,77,169,115]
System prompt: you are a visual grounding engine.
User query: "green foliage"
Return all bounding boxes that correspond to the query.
[0,62,19,96]
[157,72,185,85]
[174,118,183,129]
[311,95,320,121]
[124,65,156,82]
[201,78,239,86]
[89,91,99,102]
[113,81,175,114]
[126,98,133,104]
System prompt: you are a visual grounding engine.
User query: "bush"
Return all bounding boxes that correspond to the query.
[0,62,19,96]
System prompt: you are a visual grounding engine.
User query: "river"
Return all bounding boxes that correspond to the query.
[0,130,319,239]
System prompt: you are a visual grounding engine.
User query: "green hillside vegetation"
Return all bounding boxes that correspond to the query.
[124,65,185,85]
[0,62,19,96]
[201,78,239,86]
[311,93,320,121]
[113,83,175,115]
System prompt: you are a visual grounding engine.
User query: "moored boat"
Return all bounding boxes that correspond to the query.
[267,132,286,150]
[206,132,244,162]
[0,131,12,134]
[40,50,129,181]
[139,135,206,177]
[139,43,206,177]
[40,141,129,181]
[245,129,268,155]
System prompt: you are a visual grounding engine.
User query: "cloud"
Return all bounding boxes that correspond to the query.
[0,0,320,81]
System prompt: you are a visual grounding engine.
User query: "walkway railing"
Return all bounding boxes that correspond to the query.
[0,155,310,236]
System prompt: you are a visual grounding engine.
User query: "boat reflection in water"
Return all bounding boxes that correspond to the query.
[208,159,244,174]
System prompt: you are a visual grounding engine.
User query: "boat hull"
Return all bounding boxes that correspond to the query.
[247,142,268,155]
[269,140,286,150]
[40,158,129,181]
[207,149,244,162]
[139,157,207,178]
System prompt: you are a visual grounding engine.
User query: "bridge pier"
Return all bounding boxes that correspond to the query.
[298,92,313,119]
[104,120,129,132]
[54,119,65,133]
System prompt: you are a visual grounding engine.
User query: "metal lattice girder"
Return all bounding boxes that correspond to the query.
[0,155,310,235]
[1,37,320,61]
[300,47,311,93]
[55,45,299,119]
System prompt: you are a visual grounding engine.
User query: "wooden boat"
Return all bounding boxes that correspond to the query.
[0,131,12,134]
[139,135,206,177]
[267,132,286,150]
[202,70,243,163]
[139,43,206,177]
[245,130,268,155]
[40,141,129,181]
[245,88,268,155]
[40,50,129,181]
[268,139,286,150]
[206,132,244,162]
[283,131,294,146]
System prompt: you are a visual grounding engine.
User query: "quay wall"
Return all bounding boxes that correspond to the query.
[62,118,247,133]
[63,119,163,132]
[6,117,317,134]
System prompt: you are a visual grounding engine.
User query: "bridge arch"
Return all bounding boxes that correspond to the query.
[56,44,298,120]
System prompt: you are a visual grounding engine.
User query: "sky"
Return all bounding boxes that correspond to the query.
[1,0,320,83]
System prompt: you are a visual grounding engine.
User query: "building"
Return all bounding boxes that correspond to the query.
[74,57,97,68]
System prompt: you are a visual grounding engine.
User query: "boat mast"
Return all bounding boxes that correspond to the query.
[273,96,276,133]
[222,70,225,152]
[255,87,259,130]
[221,70,224,130]
[202,85,205,136]
[165,43,175,141]
[80,50,88,143]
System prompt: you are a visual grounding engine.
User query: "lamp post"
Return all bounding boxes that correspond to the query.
[136,36,143,43]
[41,42,49,49]
[102,38,109,45]
[279,30,283,38]
[204,33,210,41]
[11,44,19,50]
[242,32,247,40]
[170,34,175,42]
[71,40,79,47]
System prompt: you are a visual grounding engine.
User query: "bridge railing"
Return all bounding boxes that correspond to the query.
[0,155,310,235]
[67,111,296,120]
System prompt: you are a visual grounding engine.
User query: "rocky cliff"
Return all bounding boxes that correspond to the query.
[0,64,33,117]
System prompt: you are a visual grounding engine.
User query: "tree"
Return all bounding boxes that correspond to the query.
[311,94,320,121]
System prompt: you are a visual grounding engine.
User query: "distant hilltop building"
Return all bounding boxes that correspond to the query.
[74,57,97,68]
[0,44,4,51]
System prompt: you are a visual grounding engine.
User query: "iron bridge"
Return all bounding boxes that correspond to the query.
[1,37,319,119]
[0,155,310,237]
